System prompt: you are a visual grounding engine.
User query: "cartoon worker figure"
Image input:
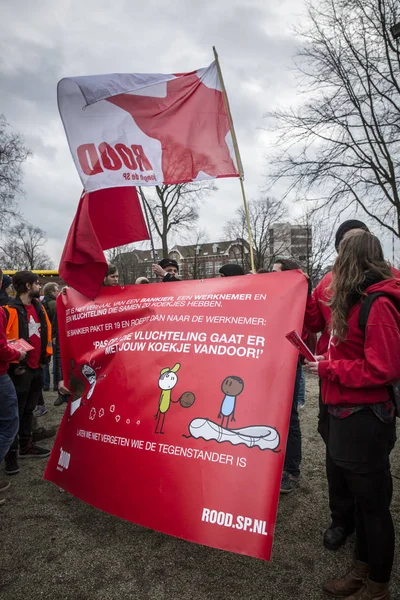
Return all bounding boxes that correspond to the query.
[218,376,244,429]
[155,363,181,434]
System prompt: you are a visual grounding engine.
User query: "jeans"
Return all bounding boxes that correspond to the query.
[8,367,43,450]
[0,374,19,463]
[284,362,302,477]
[297,368,305,407]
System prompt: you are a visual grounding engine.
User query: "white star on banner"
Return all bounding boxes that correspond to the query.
[28,315,41,338]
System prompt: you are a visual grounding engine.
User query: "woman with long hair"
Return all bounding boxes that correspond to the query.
[306,230,399,600]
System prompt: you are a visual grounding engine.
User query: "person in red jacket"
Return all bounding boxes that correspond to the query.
[0,269,26,503]
[305,219,370,550]
[306,231,398,600]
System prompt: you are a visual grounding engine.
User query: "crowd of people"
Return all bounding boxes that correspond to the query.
[0,218,399,599]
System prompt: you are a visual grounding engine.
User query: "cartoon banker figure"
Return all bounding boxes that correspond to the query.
[155,363,181,434]
[218,376,244,429]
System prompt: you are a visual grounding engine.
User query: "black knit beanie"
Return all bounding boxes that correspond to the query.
[219,263,245,277]
[159,258,179,272]
[1,275,12,291]
[335,220,369,250]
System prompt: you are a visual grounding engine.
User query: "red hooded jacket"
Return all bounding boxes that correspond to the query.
[305,267,400,355]
[304,271,333,355]
[0,308,20,375]
[317,278,400,406]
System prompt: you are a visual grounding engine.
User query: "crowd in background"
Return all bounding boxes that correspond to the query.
[0,218,399,600]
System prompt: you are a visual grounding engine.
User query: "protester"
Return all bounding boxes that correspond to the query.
[304,219,370,550]
[3,271,53,475]
[306,231,399,600]
[0,269,26,503]
[135,277,150,284]
[40,282,60,397]
[152,259,181,282]
[103,264,119,286]
[219,263,245,277]
[270,258,306,493]
[0,274,13,307]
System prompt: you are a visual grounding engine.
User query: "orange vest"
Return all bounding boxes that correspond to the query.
[4,304,52,363]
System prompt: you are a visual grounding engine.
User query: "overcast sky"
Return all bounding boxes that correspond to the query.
[3,0,397,266]
[0,0,309,265]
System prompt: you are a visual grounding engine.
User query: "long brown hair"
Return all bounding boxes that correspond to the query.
[329,230,392,342]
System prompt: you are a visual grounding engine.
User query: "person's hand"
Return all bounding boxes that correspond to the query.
[152,264,166,278]
[58,380,71,395]
[305,355,325,374]
[18,350,27,362]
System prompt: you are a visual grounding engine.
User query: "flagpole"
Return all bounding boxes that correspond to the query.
[138,186,157,266]
[213,46,256,273]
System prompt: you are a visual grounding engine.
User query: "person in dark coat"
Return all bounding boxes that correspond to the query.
[0,275,13,307]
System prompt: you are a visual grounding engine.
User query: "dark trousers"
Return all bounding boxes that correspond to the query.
[284,362,302,477]
[43,363,50,389]
[347,468,394,582]
[318,383,355,531]
[329,411,396,582]
[8,367,43,450]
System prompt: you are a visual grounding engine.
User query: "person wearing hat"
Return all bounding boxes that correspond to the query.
[152,259,181,282]
[218,263,245,277]
[0,275,13,307]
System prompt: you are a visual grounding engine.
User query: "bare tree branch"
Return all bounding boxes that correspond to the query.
[265,0,400,236]
[0,222,52,270]
[141,183,216,256]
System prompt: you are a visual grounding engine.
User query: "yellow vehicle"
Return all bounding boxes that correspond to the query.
[3,270,59,277]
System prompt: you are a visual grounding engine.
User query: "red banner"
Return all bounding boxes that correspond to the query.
[44,272,307,560]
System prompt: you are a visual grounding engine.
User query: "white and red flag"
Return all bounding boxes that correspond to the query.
[58,62,240,191]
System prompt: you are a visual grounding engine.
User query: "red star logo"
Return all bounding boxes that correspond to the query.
[106,72,238,184]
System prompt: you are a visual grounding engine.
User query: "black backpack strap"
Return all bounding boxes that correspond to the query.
[358,292,389,335]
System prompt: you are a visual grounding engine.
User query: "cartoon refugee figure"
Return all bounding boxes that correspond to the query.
[155,363,195,434]
[186,374,280,452]
[218,375,244,429]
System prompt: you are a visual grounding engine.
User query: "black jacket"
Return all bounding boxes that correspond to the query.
[5,297,50,366]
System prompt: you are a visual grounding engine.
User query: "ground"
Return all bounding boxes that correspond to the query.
[1,374,399,600]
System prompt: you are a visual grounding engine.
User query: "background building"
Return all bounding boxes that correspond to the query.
[268,222,312,265]
[115,239,250,283]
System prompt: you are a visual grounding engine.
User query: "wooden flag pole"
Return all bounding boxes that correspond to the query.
[213,46,256,273]
[138,186,157,266]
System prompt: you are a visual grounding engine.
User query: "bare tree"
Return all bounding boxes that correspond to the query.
[141,183,216,257]
[0,222,53,270]
[223,195,288,271]
[297,210,336,284]
[266,0,400,237]
[182,229,209,280]
[106,243,147,284]
[0,116,31,232]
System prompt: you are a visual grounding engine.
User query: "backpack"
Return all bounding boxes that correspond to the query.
[359,292,400,418]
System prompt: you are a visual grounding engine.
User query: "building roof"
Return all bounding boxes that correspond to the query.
[119,239,249,262]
